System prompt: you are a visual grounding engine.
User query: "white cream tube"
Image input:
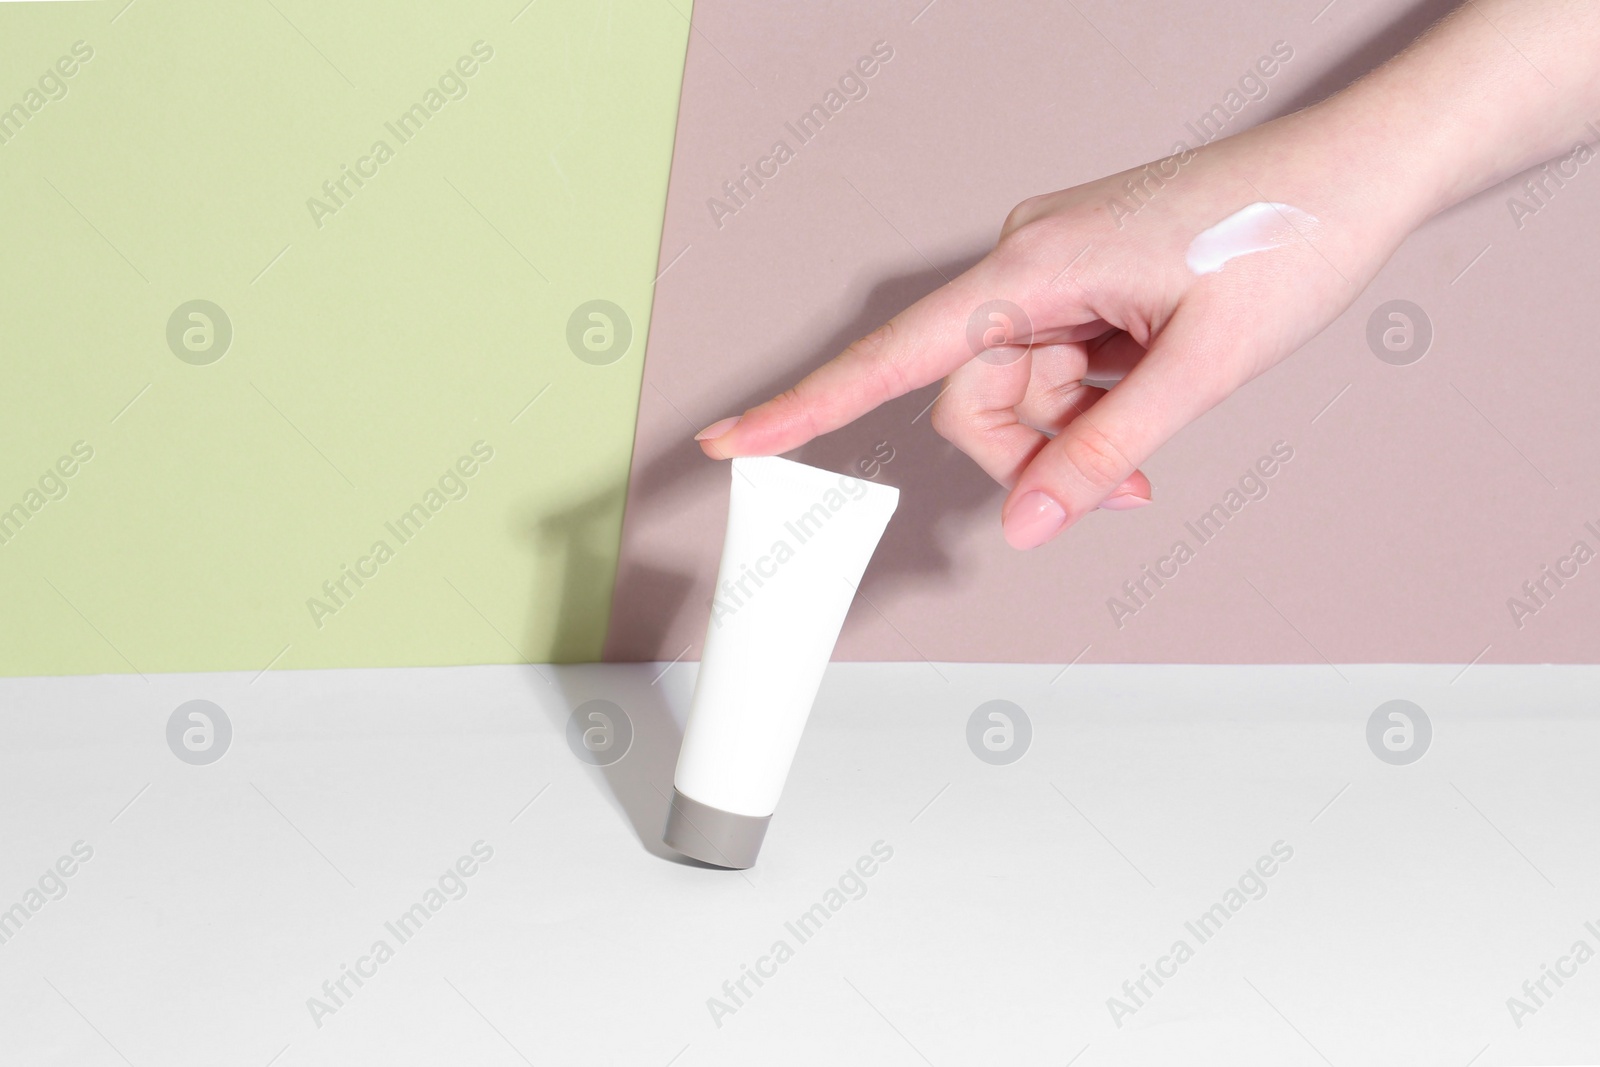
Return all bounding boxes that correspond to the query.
[664,455,899,868]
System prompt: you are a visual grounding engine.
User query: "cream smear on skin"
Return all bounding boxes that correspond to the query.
[1185,202,1318,275]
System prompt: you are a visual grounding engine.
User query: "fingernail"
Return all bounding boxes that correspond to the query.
[695,415,741,441]
[1098,490,1152,511]
[1004,491,1067,550]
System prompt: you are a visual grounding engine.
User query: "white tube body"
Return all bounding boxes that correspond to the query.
[673,455,899,817]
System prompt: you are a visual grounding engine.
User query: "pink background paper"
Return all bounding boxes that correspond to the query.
[607,0,1600,665]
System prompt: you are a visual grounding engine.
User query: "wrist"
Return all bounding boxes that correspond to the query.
[1310,73,1473,227]
[1303,0,1600,225]
[1212,100,1438,280]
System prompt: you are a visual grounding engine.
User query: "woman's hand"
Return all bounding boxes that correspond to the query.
[695,0,1600,549]
[698,108,1412,548]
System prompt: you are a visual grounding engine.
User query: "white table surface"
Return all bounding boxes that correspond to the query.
[0,662,1596,1066]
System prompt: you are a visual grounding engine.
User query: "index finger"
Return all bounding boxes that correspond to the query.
[697,248,1035,459]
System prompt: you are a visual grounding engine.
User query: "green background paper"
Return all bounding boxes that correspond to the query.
[0,0,691,675]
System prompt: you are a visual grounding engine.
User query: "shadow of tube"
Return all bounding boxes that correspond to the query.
[544,661,714,865]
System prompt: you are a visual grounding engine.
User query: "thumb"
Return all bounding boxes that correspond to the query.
[1000,310,1236,550]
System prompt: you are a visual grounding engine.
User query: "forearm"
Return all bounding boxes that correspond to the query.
[1320,0,1600,223]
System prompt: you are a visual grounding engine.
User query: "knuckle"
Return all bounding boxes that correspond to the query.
[844,318,895,361]
[1001,196,1042,237]
[928,394,961,440]
[1002,192,1065,239]
[1061,420,1130,489]
[771,384,823,441]
[841,319,910,397]
[994,219,1038,260]
[1047,379,1092,415]
[994,215,1062,266]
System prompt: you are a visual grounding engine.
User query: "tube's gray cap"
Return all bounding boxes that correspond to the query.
[663,788,770,869]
